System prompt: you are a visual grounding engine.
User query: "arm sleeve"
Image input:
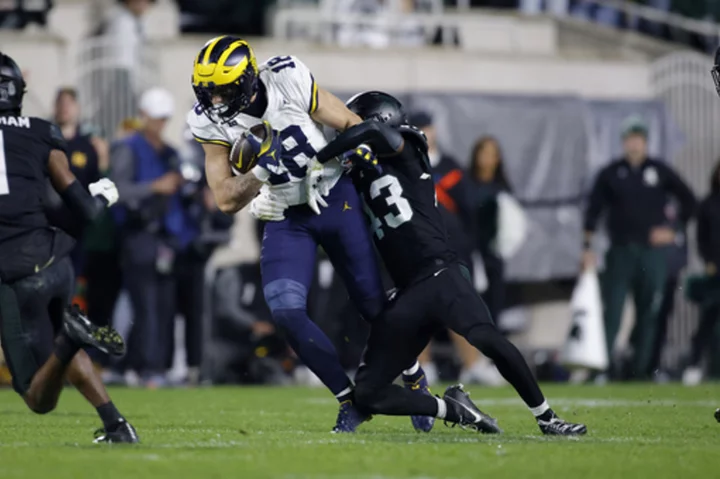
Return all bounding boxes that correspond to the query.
[316,120,403,163]
[697,201,711,263]
[110,143,154,204]
[60,180,107,224]
[271,56,319,114]
[584,167,609,233]
[661,163,697,224]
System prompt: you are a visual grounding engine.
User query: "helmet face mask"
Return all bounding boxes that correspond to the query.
[191,36,258,124]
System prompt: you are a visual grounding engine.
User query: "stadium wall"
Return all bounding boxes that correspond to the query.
[0,33,652,145]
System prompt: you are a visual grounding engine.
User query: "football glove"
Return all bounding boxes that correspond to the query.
[305,158,329,215]
[342,144,379,172]
[250,191,287,222]
[244,121,283,182]
[89,178,119,207]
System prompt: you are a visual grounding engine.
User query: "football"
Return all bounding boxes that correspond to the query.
[228,123,267,176]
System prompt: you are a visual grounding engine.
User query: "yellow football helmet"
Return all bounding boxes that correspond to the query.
[191,36,259,123]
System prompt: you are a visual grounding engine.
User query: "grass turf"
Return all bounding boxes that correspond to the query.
[0,383,719,478]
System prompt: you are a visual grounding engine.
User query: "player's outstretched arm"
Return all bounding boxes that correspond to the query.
[311,87,362,132]
[48,149,117,224]
[204,143,263,215]
[316,120,404,163]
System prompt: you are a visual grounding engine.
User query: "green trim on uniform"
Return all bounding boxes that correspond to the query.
[0,284,38,394]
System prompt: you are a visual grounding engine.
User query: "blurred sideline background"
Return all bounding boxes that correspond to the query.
[1,0,719,389]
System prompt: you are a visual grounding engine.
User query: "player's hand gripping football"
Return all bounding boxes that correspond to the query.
[89,178,119,207]
[250,190,288,222]
[342,144,379,172]
[244,121,283,181]
[305,158,330,215]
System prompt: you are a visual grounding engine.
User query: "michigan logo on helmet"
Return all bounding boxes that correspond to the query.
[192,36,259,124]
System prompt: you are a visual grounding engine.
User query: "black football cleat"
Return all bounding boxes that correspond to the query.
[714,408,720,423]
[93,419,139,444]
[443,384,502,434]
[537,411,587,436]
[63,305,126,357]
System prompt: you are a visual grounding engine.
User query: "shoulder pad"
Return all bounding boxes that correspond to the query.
[398,124,428,154]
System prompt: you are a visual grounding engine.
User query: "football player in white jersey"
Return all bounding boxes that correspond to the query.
[187,36,433,433]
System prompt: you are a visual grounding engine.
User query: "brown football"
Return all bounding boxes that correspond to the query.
[228,123,267,175]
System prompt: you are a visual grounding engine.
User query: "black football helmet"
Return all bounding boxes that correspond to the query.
[345,91,407,128]
[0,52,25,115]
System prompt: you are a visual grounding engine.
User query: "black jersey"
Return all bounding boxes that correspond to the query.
[350,132,456,288]
[0,115,74,282]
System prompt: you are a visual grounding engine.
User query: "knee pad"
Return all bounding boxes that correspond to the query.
[263,279,308,312]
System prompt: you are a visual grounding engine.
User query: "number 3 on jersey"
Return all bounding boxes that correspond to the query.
[363,175,413,240]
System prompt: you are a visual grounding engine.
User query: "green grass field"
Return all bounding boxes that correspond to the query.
[1,383,719,478]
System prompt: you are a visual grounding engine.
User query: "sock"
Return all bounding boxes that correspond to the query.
[530,400,551,418]
[435,397,447,419]
[403,362,420,377]
[96,401,123,428]
[53,330,81,365]
[439,397,461,423]
[273,308,352,396]
[335,387,353,404]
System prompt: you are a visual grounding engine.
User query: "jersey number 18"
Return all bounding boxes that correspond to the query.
[363,175,413,240]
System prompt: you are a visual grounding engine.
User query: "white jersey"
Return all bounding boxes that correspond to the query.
[186,55,342,206]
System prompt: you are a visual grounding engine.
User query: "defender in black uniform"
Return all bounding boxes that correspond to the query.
[315,91,587,435]
[0,53,137,443]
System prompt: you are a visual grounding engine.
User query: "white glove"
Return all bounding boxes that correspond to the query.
[305,158,328,215]
[250,191,287,222]
[89,178,119,207]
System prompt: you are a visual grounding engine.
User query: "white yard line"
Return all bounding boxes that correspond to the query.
[303,397,718,407]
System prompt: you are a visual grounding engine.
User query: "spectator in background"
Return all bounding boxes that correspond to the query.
[583,116,696,380]
[115,117,143,141]
[469,136,513,325]
[682,160,720,385]
[108,87,185,388]
[161,133,232,386]
[91,0,154,138]
[45,88,111,314]
[45,88,108,270]
[412,113,503,386]
[648,197,688,381]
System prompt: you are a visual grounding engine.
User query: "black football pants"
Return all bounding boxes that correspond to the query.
[354,262,545,417]
[0,258,73,394]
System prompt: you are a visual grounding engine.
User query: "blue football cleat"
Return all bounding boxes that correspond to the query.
[332,400,370,433]
[403,368,436,433]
